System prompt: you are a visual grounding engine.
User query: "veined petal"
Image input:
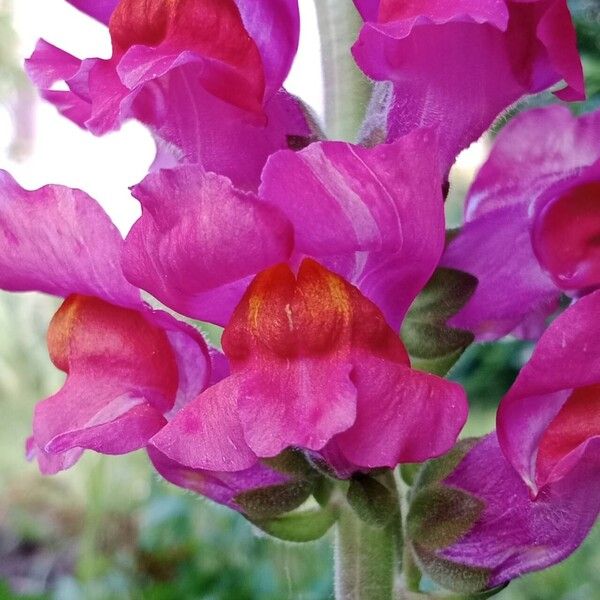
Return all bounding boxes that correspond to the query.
[444,107,600,340]
[260,130,445,329]
[134,72,313,191]
[122,167,294,326]
[532,161,600,292]
[110,0,265,114]
[154,260,466,474]
[35,296,179,455]
[0,170,140,308]
[149,375,258,472]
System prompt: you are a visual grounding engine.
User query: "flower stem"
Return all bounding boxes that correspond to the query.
[314,0,371,141]
[334,507,396,600]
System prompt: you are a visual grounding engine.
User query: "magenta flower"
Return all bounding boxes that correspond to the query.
[352,0,584,172]
[150,259,467,476]
[120,127,467,475]
[409,293,600,591]
[409,433,600,592]
[123,129,446,330]
[28,0,310,190]
[0,171,210,473]
[443,106,600,340]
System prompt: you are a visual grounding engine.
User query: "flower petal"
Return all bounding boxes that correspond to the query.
[353,1,583,173]
[148,446,289,510]
[466,106,600,221]
[149,375,258,472]
[0,171,140,308]
[334,356,468,468]
[34,296,179,455]
[110,0,265,114]
[260,130,445,329]
[122,167,294,325]
[66,0,118,23]
[497,289,600,490]
[442,203,558,340]
[223,261,359,457]
[235,0,300,98]
[532,160,600,292]
[433,433,600,589]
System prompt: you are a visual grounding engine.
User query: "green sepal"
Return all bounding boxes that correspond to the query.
[262,448,315,477]
[410,543,491,595]
[234,480,313,520]
[401,268,477,376]
[346,474,399,528]
[400,463,420,486]
[313,476,335,507]
[407,486,484,550]
[249,505,339,543]
[466,583,510,599]
[413,438,480,491]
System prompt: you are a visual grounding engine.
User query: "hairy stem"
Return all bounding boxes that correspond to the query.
[335,506,396,600]
[314,0,371,141]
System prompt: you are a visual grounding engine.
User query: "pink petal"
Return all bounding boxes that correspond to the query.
[134,73,313,190]
[66,0,118,23]
[110,0,265,115]
[235,0,300,99]
[223,261,359,458]
[27,40,311,191]
[334,356,468,468]
[260,130,445,329]
[353,0,379,21]
[236,358,356,458]
[497,290,600,490]
[26,437,83,476]
[122,166,294,325]
[466,106,600,220]
[442,203,558,340]
[532,160,600,292]
[0,170,140,308]
[353,1,584,173]
[25,40,92,128]
[148,446,289,510]
[437,433,600,588]
[149,375,258,472]
[34,296,180,456]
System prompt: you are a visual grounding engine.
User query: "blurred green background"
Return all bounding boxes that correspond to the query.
[1,1,600,599]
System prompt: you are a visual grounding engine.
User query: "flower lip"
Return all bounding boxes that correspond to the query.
[533,180,600,292]
[222,258,408,363]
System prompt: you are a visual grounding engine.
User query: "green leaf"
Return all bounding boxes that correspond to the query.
[234,480,313,520]
[401,267,477,376]
[249,506,339,543]
[347,474,399,528]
